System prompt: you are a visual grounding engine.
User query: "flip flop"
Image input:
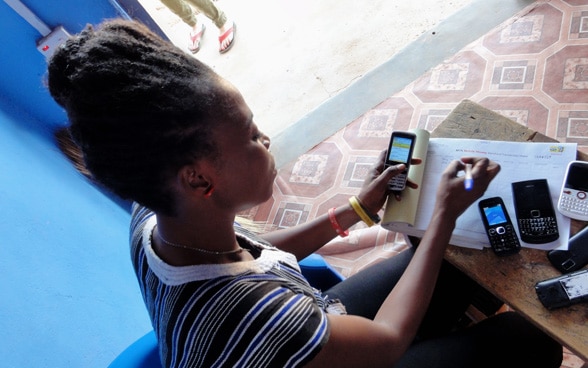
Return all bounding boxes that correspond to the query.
[188,24,206,54]
[219,22,236,54]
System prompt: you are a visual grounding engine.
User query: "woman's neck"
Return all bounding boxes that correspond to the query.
[152,212,254,266]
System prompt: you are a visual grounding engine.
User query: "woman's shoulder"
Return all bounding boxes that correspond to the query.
[130,202,154,236]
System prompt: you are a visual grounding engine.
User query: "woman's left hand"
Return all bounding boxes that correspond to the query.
[356,150,422,215]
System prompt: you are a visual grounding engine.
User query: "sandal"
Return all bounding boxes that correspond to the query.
[219,22,236,54]
[188,24,206,54]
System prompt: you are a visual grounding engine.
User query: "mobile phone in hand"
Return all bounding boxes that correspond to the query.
[385,131,417,192]
[478,196,521,256]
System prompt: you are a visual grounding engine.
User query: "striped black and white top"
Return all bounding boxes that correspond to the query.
[130,204,332,367]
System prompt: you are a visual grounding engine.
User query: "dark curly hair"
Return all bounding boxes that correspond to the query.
[48,19,232,216]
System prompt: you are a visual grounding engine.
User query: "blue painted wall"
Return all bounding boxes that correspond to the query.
[0,1,155,366]
[0,0,113,134]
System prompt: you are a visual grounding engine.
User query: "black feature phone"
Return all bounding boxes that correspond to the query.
[511,179,559,244]
[535,269,588,310]
[385,131,417,192]
[548,225,588,273]
[478,197,521,256]
[557,160,588,221]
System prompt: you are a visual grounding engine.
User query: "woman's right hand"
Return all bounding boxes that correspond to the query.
[434,157,501,220]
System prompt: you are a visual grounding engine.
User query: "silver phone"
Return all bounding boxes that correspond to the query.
[385,131,416,192]
[557,160,588,221]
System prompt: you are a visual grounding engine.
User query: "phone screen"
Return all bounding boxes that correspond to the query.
[565,163,588,192]
[513,179,553,215]
[483,203,508,226]
[387,135,414,165]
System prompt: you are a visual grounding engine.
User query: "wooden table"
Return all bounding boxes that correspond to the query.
[432,100,588,362]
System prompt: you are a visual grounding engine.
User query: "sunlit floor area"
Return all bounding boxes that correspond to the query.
[138,0,473,142]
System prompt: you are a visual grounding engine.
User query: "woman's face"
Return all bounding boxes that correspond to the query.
[211,83,277,212]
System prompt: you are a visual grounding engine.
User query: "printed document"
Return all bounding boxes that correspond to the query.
[384,138,577,251]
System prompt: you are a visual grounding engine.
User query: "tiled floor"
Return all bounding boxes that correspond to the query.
[251,0,588,273]
[244,1,588,366]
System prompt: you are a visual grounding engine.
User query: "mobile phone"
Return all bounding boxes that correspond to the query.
[385,131,417,191]
[511,179,559,244]
[557,160,588,221]
[548,225,588,273]
[535,269,588,310]
[478,197,521,256]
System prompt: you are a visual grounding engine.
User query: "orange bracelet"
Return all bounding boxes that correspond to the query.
[328,207,349,237]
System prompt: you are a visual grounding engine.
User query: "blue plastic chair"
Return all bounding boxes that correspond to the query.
[108,330,160,367]
[109,253,344,367]
[298,253,345,291]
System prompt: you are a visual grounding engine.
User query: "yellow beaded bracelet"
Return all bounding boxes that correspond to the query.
[349,196,377,227]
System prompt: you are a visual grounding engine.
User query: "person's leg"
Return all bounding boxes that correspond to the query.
[185,0,234,53]
[185,0,226,28]
[160,0,205,53]
[323,247,414,319]
[324,247,476,338]
[160,0,198,28]
[413,258,478,340]
[395,311,563,368]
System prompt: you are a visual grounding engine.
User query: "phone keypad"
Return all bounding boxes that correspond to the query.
[388,173,407,191]
[559,193,588,217]
[488,225,520,253]
[518,217,558,237]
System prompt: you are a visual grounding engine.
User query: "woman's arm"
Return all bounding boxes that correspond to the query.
[304,157,501,367]
[260,151,418,259]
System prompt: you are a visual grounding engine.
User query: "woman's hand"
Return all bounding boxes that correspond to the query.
[434,157,501,220]
[356,150,422,215]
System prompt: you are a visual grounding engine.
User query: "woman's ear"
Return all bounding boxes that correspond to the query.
[181,168,208,189]
[178,163,214,197]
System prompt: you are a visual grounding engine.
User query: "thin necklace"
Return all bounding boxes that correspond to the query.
[155,225,245,255]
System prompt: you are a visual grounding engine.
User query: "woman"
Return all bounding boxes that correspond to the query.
[47,19,562,368]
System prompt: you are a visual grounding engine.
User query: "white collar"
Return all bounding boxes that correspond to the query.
[140,216,299,286]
